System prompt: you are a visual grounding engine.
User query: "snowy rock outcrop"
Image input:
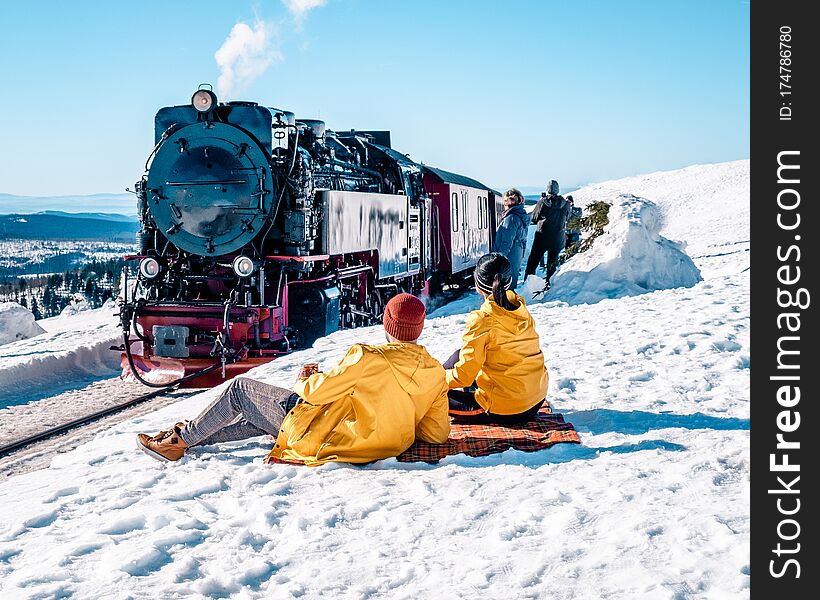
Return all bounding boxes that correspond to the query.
[550,194,701,305]
[59,294,92,318]
[0,302,46,346]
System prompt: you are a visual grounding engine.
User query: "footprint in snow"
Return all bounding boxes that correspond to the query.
[628,371,655,382]
[646,525,665,538]
[711,339,742,353]
[121,547,173,577]
[0,547,22,563]
[59,541,106,565]
[557,377,577,392]
[45,487,80,503]
[173,556,203,583]
[98,514,147,535]
[24,509,59,529]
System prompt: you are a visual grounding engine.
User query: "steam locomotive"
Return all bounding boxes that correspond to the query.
[119,87,503,387]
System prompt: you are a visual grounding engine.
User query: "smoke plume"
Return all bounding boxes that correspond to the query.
[214,20,282,100]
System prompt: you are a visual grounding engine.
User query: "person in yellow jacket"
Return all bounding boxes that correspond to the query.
[136,293,450,465]
[444,253,549,424]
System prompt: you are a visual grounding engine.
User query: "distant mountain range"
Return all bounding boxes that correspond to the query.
[0,193,136,216]
[0,212,139,242]
[37,210,136,223]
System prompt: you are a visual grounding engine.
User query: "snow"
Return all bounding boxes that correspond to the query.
[58,295,92,318]
[0,300,121,409]
[0,303,45,346]
[547,194,702,305]
[0,160,750,598]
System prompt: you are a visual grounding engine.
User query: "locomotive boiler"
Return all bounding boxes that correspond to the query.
[119,87,502,387]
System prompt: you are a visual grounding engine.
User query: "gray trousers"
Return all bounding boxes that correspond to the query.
[179,377,299,447]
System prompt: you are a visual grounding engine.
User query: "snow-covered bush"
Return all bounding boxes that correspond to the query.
[59,294,92,318]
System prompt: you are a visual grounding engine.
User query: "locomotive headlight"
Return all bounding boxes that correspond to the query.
[192,89,217,113]
[232,255,256,278]
[139,257,162,279]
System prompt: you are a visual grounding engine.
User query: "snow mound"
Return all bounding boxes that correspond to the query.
[0,302,46,346]
[550,194,701,305]
[0,304,121,408]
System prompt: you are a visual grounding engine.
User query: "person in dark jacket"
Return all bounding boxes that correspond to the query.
[492,188,529,289]
[524,179,570,285]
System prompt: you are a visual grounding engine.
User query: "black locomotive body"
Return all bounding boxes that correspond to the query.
[120,89,501,386]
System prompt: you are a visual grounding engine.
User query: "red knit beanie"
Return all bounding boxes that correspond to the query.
[383,293,426,342]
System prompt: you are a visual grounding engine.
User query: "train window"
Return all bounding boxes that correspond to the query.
[462,192,467,229]
[451,192,458,232]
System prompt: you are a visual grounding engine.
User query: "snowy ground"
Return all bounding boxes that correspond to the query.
[0,301,122,410]
[0,161,749,599]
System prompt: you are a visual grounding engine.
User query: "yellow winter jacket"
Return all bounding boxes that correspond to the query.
[267,342,450,466]
[447,291,548,415]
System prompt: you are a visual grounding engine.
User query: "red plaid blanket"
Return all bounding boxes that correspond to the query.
[397,406,581,463]
[266,405,580,466]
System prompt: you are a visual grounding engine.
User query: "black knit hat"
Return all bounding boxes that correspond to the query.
[474,253,512,294]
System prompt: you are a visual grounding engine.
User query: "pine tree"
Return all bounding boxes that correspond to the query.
[30,297,43,320]
[562,200,611,261]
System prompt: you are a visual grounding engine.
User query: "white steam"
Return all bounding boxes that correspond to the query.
[214,20,282,100]
[282,0,327,24]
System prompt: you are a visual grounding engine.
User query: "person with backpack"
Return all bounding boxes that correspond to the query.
[524,179,570,287]
[136,293,451,465]
[492,188,530,289]
[443,253,549,424]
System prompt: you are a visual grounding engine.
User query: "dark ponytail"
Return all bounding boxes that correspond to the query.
[475,252,519,311]
[492,274,519,311]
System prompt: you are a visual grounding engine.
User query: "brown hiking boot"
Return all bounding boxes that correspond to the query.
[136,422,189,462]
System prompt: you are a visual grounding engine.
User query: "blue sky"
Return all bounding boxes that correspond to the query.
[0,0,749,197]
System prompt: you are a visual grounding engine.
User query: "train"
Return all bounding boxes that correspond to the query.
[119,87,503,387]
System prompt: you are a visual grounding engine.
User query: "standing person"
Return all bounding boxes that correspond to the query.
[136,293,451,465]
[524,179,570,286]
[564,195,583,249]
[492,188,529,289]
[443,253,549,424]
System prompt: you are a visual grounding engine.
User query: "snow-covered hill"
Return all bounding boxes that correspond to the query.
[0,160,750,599]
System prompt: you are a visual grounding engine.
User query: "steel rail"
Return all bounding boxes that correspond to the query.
[0,386,177,458]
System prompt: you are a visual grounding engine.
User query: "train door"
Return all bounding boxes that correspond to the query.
[489,190,505,247]
[450,187,466,271]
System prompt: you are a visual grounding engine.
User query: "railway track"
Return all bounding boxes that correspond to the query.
[0,386,175,457]
[0,378,200,479]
